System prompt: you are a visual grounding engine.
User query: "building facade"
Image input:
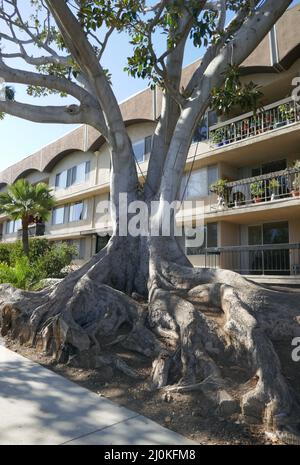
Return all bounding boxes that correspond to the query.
[1,5,300,284]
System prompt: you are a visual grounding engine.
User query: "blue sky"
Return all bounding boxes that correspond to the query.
[0,0,299,172]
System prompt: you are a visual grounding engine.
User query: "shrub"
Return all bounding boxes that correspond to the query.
[0,239,76,289]
[0,256,42,290]
[36,243,76,279]
[9,238,51,266]
[0,242,15,266]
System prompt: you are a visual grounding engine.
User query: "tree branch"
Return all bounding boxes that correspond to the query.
[46,0,139,199]
[0,100,95,125]
[158,0,292,206]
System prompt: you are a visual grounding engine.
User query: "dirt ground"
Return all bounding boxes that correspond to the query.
[3,335,291,446]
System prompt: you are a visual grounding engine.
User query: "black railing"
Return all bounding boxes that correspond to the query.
[210,166,300,211]
[187,243,300,276]
[17,223,45,238]
[209,97,300,147]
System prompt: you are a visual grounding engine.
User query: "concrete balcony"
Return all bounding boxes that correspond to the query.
[206,166,300,224]
[210,165,300,208]
[209,97,300,147]
[186,98,300,170]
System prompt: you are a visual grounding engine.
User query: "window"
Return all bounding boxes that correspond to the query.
[69,201,86,222]
[15,219,22,231]
[207,222,218,248]
[5,219,21,234]
[186,223,218,255]
[52,206,65,225]
[75,163,86,184]
[144,136,152,158]
[132,137,153,163]
[251,159,287,177]
[55,170,67,188]
[66,239,86,259]
[249,222,289,245]
[67,166,76,187]
[180,165,218,200]
[193,115,208,142]
[55,161,91,189]
[248,222,289,276]
[207,165,218,193]
[5,220,15,234]
[192,111,217,143]
[52,201,87,225]
[133,140,145,163]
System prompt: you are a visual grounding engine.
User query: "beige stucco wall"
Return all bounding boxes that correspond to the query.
[289,218,300,243]
[49,150,96,198]
[94,193,112,233]
[95,121,156,188]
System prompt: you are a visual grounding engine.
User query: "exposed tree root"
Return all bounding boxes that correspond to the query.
[0,238,300,442]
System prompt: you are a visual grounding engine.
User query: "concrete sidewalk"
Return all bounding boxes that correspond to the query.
[0,343,196,445]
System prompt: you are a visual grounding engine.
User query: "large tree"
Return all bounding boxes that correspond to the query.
[0,0,299,440]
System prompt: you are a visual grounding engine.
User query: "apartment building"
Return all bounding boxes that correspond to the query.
[1,5,300,284]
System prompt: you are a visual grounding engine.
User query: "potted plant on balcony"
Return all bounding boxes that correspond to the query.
[269,178,280,201]
[211,129,225,147]
[276,104,295,128]
[292,160,300,197]
[250,181,264,203]
[210,179,228,208]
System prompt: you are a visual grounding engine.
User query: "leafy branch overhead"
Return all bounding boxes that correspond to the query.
[0,0,291,205]
[0,1,277,116]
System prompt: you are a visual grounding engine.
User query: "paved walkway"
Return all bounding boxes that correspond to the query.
[0,343,196,445]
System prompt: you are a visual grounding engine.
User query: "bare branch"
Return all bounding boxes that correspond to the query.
[0,100,95,125]
[0,59,94,106]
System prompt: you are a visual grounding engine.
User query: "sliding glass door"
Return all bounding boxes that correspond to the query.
[248,222,290,275]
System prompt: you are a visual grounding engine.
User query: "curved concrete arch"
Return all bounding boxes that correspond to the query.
[88,118,156,153]
[13,168,44,183]
[42,148,87,173]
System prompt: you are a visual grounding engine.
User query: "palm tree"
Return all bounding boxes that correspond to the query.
[0,179,56,256]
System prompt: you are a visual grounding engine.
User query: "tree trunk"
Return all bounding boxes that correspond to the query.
[0,230,300,441]
[21,219,29,257]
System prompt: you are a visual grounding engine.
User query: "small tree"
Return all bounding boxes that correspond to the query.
[0,180,56,256]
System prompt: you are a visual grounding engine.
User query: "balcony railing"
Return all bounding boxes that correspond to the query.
[209,97,300,147]
[187,243,300,276]
[17,223,45,238]
[210,166,300,211]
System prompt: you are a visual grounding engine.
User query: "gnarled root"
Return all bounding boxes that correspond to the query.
[1,239,300,440]
[147,257,300,437]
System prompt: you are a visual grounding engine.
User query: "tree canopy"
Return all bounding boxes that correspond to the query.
[0,1,291,125]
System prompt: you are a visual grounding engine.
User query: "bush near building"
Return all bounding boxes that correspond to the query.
[0,239,76,289]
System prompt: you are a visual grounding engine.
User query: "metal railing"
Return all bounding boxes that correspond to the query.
[187,243,300,276]
[209,97,300,147]
[17,223,45,238]
[210,166,300,211]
